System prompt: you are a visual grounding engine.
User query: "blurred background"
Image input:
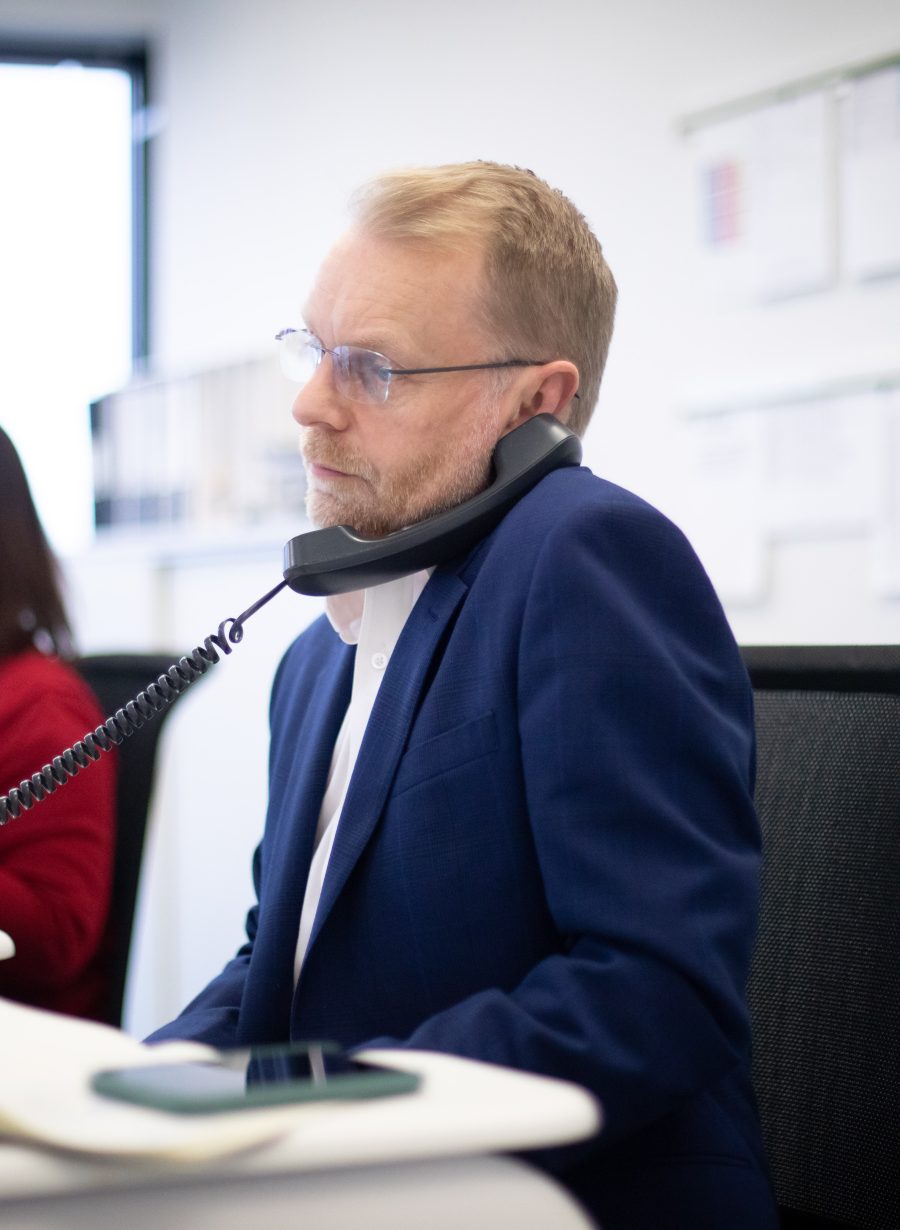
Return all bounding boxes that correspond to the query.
[1,0,898,1036]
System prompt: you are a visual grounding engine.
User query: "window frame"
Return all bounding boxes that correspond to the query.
[0,35,150,364]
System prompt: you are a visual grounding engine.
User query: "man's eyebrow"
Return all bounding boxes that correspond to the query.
[352,334,406,357]
[301,318,411,360]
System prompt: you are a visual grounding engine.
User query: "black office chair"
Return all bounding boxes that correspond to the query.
[741,645,900,1230]
[75,653,197,1028]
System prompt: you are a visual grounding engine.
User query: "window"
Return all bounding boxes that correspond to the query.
[0,41,147,553]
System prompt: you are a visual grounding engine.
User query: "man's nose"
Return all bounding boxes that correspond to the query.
[291,359,351,430]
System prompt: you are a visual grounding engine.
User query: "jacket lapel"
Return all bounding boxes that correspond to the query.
[265,646,354,908]
[305,567,469,954]
[242,642,353,1041]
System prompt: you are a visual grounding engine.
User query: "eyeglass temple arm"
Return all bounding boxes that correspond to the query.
[387,359,580,397]
[386,359,541,376]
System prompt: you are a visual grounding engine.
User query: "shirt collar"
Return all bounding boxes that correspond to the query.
[325,569,433,646]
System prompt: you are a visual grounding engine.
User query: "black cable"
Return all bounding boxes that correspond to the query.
[0,579,288,827]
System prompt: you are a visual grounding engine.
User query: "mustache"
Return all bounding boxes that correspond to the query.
[300,431,375,481]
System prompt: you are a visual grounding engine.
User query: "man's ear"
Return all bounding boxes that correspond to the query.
[503,361,580,433]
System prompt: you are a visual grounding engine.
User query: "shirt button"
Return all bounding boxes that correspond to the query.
[371,652,388,670]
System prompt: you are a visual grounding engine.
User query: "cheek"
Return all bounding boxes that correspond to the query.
[362,405,438,484]
[443,397,505,464]
[369,386,503,498]
[414,388,498,456]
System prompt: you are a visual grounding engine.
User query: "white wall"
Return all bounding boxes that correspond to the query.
[147,0,900,643]
[7,0,899,642]
[5,0,900,1034]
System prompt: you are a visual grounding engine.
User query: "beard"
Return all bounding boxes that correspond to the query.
[301,412,501,539]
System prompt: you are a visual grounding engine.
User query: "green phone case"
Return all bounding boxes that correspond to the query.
[91,1041,420,1114]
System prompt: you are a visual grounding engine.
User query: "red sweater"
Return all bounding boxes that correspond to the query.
[0,650,116,1020]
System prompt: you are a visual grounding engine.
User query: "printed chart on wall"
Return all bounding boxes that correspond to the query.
[687,89,836,304]
[682,384,900,605]
[842,64,900,281]
[873,388,900,596]
[680,54,900,607]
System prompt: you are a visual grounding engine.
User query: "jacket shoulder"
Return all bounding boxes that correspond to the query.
[476,465,710,589]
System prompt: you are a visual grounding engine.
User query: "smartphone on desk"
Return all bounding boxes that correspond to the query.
[91,1041,420,1114]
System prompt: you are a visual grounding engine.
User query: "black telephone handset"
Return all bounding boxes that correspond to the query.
[0,415,581,825]
[283,413,581,595]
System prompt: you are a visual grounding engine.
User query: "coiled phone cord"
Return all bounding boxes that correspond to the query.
[0,578,288,828]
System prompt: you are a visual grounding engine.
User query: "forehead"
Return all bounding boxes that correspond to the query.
[303,227,488,358]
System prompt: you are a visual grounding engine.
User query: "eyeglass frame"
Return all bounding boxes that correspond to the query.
[275,327,579,403]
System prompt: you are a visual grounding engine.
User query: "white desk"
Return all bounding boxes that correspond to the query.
[0,1049,601,1229]
[0,1154,595,1229]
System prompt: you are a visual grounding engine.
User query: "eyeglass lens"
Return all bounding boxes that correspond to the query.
[279,331,392,405]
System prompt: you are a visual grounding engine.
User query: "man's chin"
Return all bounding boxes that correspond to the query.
[307,475,489,540]
[306,492,394,539]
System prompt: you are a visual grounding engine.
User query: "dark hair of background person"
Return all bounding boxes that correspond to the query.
[0,426,73,660]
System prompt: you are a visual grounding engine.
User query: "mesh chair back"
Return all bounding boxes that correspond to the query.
[742,646,900,1230]
[75,653,192,1027]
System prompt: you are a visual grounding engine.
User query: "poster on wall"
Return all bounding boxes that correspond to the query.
[841,64,900,281]
[688,89,836,305]
[752,90,837,300]
[760,393,881,537]
[871,388,900,596]
[679,410,768,605]
[688,110,757,305]
[679,383,900,606]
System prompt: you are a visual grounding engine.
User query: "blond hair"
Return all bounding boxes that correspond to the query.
[350,161,617,435]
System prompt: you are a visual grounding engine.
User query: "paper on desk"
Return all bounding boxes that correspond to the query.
[0,998,321,1161]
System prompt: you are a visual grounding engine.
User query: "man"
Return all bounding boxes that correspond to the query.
[151,162,777,1228]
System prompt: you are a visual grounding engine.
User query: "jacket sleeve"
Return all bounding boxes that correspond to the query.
[362,497,761,1152]
[144,869,259,1046]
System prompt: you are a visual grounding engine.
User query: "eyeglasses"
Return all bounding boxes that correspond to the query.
[276,327,568,406]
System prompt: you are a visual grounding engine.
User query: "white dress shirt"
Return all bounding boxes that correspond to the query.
[293,570,432,981]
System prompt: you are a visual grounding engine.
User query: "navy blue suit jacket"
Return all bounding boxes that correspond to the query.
[151,466,776,1228]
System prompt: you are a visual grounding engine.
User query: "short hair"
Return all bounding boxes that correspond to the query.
[350,161,617,435]
[0,426,72,660]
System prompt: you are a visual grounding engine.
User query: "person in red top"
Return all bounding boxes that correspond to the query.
[0,425,116,1020]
